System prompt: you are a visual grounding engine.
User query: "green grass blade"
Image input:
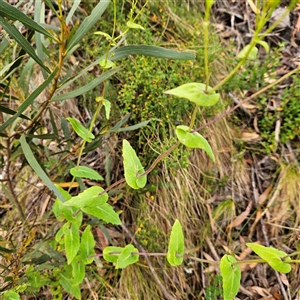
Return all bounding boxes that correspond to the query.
[52,67,120,101]
[0,16,50,73]
[19,134,66,202]
[0,67,57,132]
[109,45,195,61]
[66,0,81,25]
[66,0,110,52]
[0,0,55,39]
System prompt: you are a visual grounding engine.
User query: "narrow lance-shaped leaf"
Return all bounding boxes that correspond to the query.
[70,166,104,181]
[0,16,50,72]
[0,0,55,39]
[167,219,184,266]
[122,139,147,189]
[67,117,95,143]
[220,254,241,300]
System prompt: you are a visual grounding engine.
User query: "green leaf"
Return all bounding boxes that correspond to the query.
[70,166,104,181]
[99,59,116,69]
[167,219,184,266]
[103,99,111,120]
[0,0,55,39]
[79,225,96,265]
[116,244,139,269]
[67,0,110,52]
[82,203,121,225]
[109,45,195,61]
[103,246,124,263]
[94,31,113,40]
[72,258,85,285]
[164,82,219,107]
[64,222,80,265]
[122,139,147,189]
[220,255,241,300]
[52,67,120,101]
[67,117,95,142]
[257,40,270,53]
[237,45,258,60]
[175,125,215,162]
[126,21,145,30]
[66,0,81,25]
[63,186,108,209]
[0,16,50,72]
[246,243,292,273]
[2,290,20,300]
[0,105,30,120]
[0,67,57,132]
[108,119,152,133]
[19,134,66,203]
[59,274,81,300]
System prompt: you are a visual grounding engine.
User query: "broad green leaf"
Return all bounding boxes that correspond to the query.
[59,274,81,300]
[103,246,124,263]
[67,117,95,142]
[70,166,104,181]
[167,219,184,266]
[164,82,219,107]
[220,255,241,300]
[99,58,116,69]
[0,67,57,132]
[0,0,55,39]
[64,222,80,264]
[109,45,195,61]
[122,139,147,189]
[175,125,215,162]
[53,198,75,222]
[116,244,139,269]
[72,258,85,285]
[246,243,291,273]
[63,186,108,209]
[19,134,66,203]
[257,40,270,53]
[82,203,121,225]
[0,16,50,72]
[79,225,96,264]
[126,21,145,30]
[52,67,120,101]
[237,45,258,60]
[67,0,110,52]
[2,290,20,300]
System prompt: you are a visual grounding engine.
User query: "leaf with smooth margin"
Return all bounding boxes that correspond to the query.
[66,117,95,142]
[107,113,131,133]
[82,203,121,225]
[59,274,81,300]
[116,244,139,269]
[122,139,147,189]
[220,254,241,300]
[109,45,195,61]
[0,105,30,120]
[246,243,291,273]
[167,219,184,266]
[237,45,258,60]
[66,0,110,52]
[70,166,104,181]
[164,82,219,107]
[175,125,215,162]
[72,258,85,285]
[0,16,50,72]
[109,119,152,133]
[0,0,55,39]
[0,37,9,54]
[0,67,57,132]
[3,290,20,300]
[126,21,145,30]
[103,246,124,263]
[79,225,96,264]
[63,186,108,208]
[66,0,81,25]
[103,99,111,119]
[19,134,66,203]
[64,222,80,264]
[52,67,120,101]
